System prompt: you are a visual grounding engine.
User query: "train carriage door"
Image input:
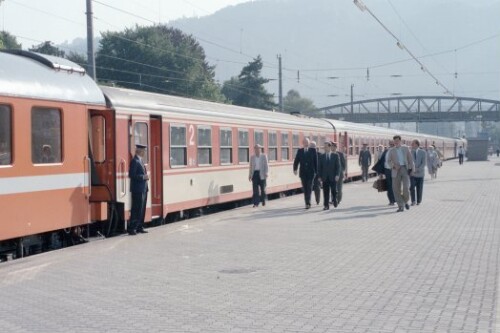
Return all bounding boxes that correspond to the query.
[150,116,163,219]
[130,116,152,223]
[89,109,116,202]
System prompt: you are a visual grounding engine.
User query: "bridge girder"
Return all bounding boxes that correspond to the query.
[315,96,500,123]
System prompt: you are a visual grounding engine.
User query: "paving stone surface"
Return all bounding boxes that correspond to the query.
[0,157,499,332]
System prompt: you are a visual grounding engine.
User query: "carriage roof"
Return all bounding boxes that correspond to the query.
[0,50,105,105]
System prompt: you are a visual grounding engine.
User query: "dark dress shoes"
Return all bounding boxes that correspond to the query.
[396,207,404,212]
[323,206,329,210]
[405,203,410,210]
[128,230,137,236]
[137,229,148,234]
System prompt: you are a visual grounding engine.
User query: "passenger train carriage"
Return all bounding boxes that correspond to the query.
[0,50,464,258]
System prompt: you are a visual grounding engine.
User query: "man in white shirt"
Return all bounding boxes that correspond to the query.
[249,144,269,207]
[457,145,465,165]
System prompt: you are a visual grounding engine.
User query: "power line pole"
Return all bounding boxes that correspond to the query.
[86,0,96,80]
[350,84,354,114]
[277,54,283,112]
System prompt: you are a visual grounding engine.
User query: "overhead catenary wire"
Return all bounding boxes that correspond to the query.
[355,0,452,95]
[7,0,498,103]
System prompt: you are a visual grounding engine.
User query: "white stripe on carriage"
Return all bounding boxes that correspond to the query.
[0,173,86,195]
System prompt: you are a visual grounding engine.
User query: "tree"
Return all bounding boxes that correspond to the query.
[283,89,317,114]
[65,52,87,72]
[0,31,21,50]
[222,55,275,110]
[96,25,224,102]
[29,41,65,57]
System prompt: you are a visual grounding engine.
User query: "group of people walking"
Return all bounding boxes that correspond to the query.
[292,138,347,211]
[126,135,459,234]
[249,134,449,215]
[372,136,446,211]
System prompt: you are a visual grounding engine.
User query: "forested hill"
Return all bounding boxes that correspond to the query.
[170,0,499,107]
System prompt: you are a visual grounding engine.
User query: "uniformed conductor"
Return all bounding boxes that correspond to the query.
[128,144,149,235]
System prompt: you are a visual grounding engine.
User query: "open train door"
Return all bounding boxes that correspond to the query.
[150,116,163,219]
[88,109,116,203]
[129,115,163,223]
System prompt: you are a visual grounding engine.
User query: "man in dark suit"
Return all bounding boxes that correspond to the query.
[318,141,341,210]
[293,138,318,209]
[410,139,426,206]
[332,142,346,205]
[359,143,372,182]
[128,144,149,235]
[371,143,393,205]
[309,141,321,206]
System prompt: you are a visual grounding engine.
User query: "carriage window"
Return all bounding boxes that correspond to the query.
[91,116,106,163]
[0,105,12,165]
[292,133,300,157]
[349,137,353,156]
[238,129,249,163]
[268,131,277,161]
[197,127,212,165]
[170,125,187,167]
[254,130,264,147]
[281,132,289,161]
[134,122,148,164]
[318,136,326,147]
[220,128,232,165]
[32,108,62,164]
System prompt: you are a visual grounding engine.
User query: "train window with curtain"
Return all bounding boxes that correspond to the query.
[349,137,353,156]
[292,133,300,158]
[220,128,232,165]
[268,131,277,161]
[90,115,106,163]
[281,132,289,161]
[32,107,62,164]
[134,122,148,164]
[170,125,187,167]
[0,105,12,165]
[197,126,212,165]
[254,130,264,147]
[238,129,249,163]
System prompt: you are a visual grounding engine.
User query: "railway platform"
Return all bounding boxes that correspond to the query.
[1,156,499,333]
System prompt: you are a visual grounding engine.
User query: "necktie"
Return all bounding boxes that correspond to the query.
[413,150,417,160]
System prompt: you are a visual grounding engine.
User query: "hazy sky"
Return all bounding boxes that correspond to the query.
[0,0,250,45]
[1,0,498,108]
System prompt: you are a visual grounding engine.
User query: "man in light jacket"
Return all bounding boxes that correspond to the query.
[249,144,269,207]
[388,135,415,212]
[410,139,426,206]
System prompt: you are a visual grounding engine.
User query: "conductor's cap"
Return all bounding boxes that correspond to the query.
[135,144,147,149]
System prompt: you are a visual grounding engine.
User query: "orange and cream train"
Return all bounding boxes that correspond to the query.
[0,50,464,258]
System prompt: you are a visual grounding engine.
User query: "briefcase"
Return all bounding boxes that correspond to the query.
[375,179,388,192]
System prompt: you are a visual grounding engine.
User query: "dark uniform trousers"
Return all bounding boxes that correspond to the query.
[130,191,148,232]
[323,179,338,207]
